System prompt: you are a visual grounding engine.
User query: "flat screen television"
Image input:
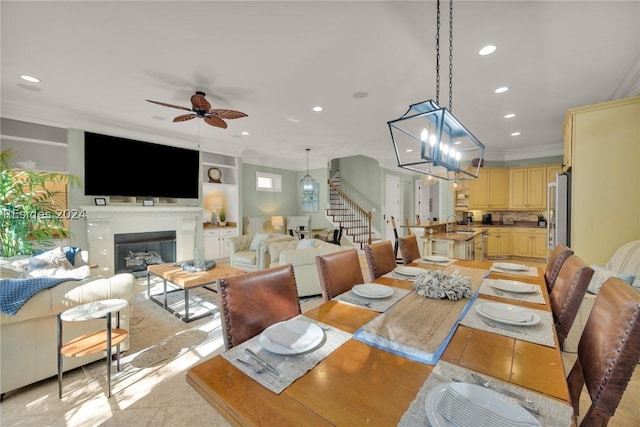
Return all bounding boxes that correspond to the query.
[84,132,200,199]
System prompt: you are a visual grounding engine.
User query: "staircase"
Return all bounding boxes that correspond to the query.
[325,175,376,249]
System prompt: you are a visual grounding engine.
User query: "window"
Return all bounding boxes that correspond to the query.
[256,171,282,192]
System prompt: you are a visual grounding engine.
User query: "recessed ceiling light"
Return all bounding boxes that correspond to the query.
[405,148,413,152]
[20,75,40,83]
[511,132,521,136]
[312,106,323,112]
[495,86,509,94]
[287,117,301,123]
[479,45,496,56]
[504,113,516,119]
[352,91,368,99]
[241,131,250,136]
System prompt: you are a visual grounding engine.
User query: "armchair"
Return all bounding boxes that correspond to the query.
[227,233,295,271]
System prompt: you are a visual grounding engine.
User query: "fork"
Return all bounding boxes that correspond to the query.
[235,358,265,373]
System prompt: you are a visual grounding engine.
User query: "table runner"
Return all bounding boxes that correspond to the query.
[398,360,574,427]
[334,286,412,312]
[479,278,546,305]
[459,298,556,347]
[221,315,352,394]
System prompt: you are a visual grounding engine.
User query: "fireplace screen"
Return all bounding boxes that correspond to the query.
[114,231,176,275]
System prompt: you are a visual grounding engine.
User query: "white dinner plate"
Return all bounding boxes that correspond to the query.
[423,255,451,263]
[394,266,425,277]
[259,320,324,355]
[425,382,540,427]
[352,283,394,299]
[493,262,529,271]
[476,303,540,326]
[490,279,537,294]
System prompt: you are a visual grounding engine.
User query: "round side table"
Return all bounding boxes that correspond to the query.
[57,299,129,398]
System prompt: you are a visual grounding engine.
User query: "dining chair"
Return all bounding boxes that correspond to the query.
[315,248,364,302]
[550,255,594,348]
[398,234,421,265]
[544,243,574,292]
[566,277,640,427]
[325,226,344,246]
[364,240,397,279]
[218,264,301,350]
[390,216,403,263]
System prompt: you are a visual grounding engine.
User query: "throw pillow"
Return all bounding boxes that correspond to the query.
[28,246,73,271]
[587,265,635,294]
[297,239,316,249]
[249,233,271,251]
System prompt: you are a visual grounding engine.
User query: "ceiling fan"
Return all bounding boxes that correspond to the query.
[146,91,247,129]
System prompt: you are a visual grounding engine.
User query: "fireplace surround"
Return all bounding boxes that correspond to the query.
[83,206,200,277]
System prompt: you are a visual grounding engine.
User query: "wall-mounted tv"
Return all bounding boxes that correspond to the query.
[84,132,200,199]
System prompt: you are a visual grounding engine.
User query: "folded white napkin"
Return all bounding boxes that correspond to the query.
[353,283,390,297]
[263,321,318,350]
[481,304,533,323]
[437,384,538,427]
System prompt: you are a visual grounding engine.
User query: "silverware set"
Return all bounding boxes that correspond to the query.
[451,374,540,415]
[481,318,529,335]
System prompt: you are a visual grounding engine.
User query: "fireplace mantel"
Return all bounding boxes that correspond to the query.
[82,206,201,276]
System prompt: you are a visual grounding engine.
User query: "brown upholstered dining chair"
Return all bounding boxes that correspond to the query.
[315,248,364,302]
[398,235,421,265]
[218,264,301,350]
[364,240,397,280]
[566,277,640,427]
[545,243,574,291]
[550,255,594,348]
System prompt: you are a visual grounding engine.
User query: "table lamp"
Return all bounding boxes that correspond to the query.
[271,216,284,233]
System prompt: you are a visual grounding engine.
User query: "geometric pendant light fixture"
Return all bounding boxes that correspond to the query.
[388,0,485,181]
[300,148,316,194]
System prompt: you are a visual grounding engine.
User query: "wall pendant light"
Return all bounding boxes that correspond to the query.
[387,0,484,181]
[300,148,316,195]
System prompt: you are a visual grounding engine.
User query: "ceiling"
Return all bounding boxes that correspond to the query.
[2,1,639,172]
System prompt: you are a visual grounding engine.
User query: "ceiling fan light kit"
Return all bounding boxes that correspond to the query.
[146,91,247,129]
[388,0,484,181]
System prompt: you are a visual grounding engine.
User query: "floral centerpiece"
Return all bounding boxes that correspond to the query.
[413,269,473,301]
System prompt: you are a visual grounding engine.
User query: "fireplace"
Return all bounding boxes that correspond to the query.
[114,231,176,276]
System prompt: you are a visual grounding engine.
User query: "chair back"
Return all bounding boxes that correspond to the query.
[550,255,594,347]
[364,240,397,279]
[545,243,574,291]
[328,226,343,245]
[315,248,364,302]
[218,264,301,350]
[398,235,421,265]
[567,277,640,426]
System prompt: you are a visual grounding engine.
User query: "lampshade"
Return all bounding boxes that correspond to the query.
[271,215,284,229]
[388,100,485,180]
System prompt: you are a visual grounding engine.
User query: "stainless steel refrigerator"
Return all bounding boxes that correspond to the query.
[547,172,570,252]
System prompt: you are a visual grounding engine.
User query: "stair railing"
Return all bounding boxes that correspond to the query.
[327,179,372,246]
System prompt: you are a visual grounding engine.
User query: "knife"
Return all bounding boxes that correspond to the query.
[471,373,535,405]
[244,348,280,376]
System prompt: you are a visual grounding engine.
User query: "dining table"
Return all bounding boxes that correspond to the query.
[186,259,575,426]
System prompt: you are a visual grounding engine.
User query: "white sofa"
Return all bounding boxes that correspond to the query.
[0,257,136,397]
[226,233,296,271]
[268,239,344,297]
[564,240,640,352]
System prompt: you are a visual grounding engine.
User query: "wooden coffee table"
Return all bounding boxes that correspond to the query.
[147,262,245,322]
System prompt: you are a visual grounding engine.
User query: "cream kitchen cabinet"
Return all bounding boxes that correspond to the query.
[486,227,512,258]
[468,168,508,210]
[564,96,640,265]
[204,227,237,260]
[424,238,454,258]
[508,166,547,210]
[547,164,562,186]
[513,228,547,259]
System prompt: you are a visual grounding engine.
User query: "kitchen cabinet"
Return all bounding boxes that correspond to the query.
[204,227,237,260]
[486,227,512,258]
[468,168,508,209]
[565,96,640,265]
[513,228,547,259]
[547,164,562,186]
[424,239,454,258]
[508,166,547,210]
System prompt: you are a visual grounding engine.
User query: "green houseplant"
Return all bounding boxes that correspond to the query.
[218,208,227,226]
[0,149,80,258]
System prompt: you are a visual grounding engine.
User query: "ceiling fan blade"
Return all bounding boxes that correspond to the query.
[146,99,192,112]
[173,114,197,123]
[211,109,248,120]
[191,93,211,111]
[204,116,228,129]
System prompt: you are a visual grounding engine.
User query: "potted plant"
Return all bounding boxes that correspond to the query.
[218,208,227,226]
[0,148,80,258]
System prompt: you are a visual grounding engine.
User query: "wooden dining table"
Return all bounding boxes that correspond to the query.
[186,259,572,426]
